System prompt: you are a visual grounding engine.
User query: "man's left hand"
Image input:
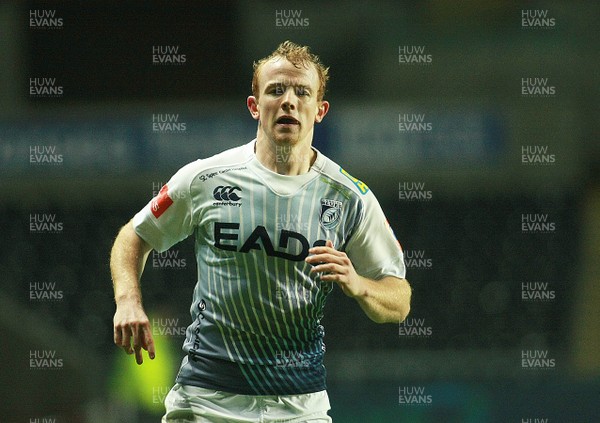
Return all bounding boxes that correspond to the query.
[305,240,366,298]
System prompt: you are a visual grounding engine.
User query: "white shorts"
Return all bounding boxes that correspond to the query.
[161,383,332,423]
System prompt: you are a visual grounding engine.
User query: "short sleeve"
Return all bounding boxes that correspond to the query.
[132,165,196,252]
[345,192,406,280]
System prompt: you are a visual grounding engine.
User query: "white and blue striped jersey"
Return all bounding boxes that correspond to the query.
[133,139,405,395]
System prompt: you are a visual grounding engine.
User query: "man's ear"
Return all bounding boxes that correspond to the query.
[247,96,260,121]
[315,100,330,123]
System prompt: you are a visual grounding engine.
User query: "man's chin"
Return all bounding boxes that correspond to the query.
[272,134,301,146]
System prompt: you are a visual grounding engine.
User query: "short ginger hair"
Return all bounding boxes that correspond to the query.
[252,40,330,101]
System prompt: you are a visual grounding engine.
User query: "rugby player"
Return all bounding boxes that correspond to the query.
[111,40,411,422]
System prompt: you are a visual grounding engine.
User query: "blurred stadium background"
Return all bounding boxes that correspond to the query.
[1,1,598,422]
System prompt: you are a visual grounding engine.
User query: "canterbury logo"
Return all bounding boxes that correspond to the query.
[213,186,242,201]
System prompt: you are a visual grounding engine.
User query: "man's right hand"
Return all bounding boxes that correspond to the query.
[110,220,155,364]
[113,298,156,365]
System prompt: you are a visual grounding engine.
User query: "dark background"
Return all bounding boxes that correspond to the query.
[1,1,598,422]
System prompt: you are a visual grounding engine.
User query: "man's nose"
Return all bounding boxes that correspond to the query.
[281,88,297,110]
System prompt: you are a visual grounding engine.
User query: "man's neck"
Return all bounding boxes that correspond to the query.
[254,136,316,176]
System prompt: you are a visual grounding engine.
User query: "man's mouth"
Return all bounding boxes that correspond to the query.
[276,116,300,125]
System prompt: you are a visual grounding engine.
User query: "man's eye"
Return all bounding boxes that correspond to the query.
[295,87,309,96]
[274,86,285,95]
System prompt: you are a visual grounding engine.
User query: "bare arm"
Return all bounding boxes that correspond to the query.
[110,219,155,364]
[305,240,411,323]
[349,275,411,324]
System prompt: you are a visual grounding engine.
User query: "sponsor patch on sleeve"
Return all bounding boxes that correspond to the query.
[151,184,174,218]
[339,167,369,195]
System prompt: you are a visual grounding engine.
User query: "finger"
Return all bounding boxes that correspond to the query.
[134,345,144,365]
[142,325,156,360]
[307,246,344,256]
[307,246,332,255]
[306,253,344,266]
[310,262,342,274]
[306,252,328,263]
[316,273,341,283]
[326,239,334,248]
[114,324,122,346]
[131,326,144,364]
[132,324,142,351]
[121,325,133,354]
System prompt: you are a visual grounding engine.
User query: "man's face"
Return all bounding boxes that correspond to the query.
[248,57,329,147]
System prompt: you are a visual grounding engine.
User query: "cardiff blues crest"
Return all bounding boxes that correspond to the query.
[320,198,342,230]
